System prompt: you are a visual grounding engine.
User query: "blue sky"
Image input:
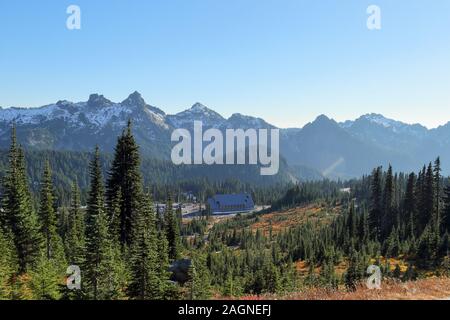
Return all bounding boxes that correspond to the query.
[0,0,449,128]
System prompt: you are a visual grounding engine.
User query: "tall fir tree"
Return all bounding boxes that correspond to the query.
[0,227,17,299]
[64,181,85,266]
[423,163,436,230]
[443,185,450,234]
[156,229,173,299]
[128,195,160,299]
[1,126,42,272]
[29,251,63,300]
[84,146,124,300]
[404,173,417,238]
[164,194,181,261]
[369,167,383,240]
[106,120,144,247]
[433,157,442,233]
[38,161,66,268]
[382,165,395,239]
[28,161,67,300]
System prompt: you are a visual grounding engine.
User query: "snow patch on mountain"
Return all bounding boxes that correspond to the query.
[340,113,428,137]
[167,102,225,128]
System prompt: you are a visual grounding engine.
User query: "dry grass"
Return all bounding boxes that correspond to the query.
[250,204,339,236]
[238,277,450,300]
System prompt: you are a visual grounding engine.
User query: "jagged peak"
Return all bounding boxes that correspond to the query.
[122,91,146,107]
[190,102,209,111]
[314,114,333,123]
[87,94,112,108]
[229,113,247,119]
[56,100,72,106]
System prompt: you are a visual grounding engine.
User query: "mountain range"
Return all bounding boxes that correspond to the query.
[1,91,449,179]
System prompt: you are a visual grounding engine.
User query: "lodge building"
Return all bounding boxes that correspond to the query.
[207,193,255,215]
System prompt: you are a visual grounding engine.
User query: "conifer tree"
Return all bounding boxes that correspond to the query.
[382,165,395,239]
[84,147,123,300]
[0,227,17,299]
[65,181,85,266]
[29,251,62,300]
[165,194,181,261]
[187,252,211,299]
[38,161,66,268]
[344,250,359,292]
[156,229,172,299]
[347,201,357,240]
[443,185,450,234]
[128,195,160,300]
[423,163,435,229]
[416,166,427,233]
[2,126,42,272]
[433,157,442,232]
[106,120,144,247]
[404,173,417,238]
[369,167,383,239]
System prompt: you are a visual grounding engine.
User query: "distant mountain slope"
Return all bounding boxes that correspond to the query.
[0,92,172,158]
[1,92,449,177]
[0,149,313,203]
[280,115,413,178]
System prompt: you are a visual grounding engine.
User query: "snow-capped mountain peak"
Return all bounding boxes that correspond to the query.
[87,94,113,108]
[190,102,208,112]
[341,113,428,135]
[226,113,276,129]
[121,91,146,108]
[167,102,225,128]
[361,113,400,128]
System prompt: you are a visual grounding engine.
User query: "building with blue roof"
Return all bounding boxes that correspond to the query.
[207,193,255,215]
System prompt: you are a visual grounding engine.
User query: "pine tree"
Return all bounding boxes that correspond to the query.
[128,195,160,300]
[423,163,435,229]
[443,185,450,234]
[433,158,442,233]
[187,252,211,299]
[186,260,199,300]
[156,229,172,299]
[38,161,66,268]
[404,173,417,238]
[416,167,427,233]
[165,194,181,261]
[29,251,62,300]
[344,250,359,292]
[370,167,383,240]
[320,256,338,290]
[382,165,395,239]
[65,181,85,266]
[0,227,17,299]
[106,120,144,247]
[1,126,42,272]
[347,201,357,240]
[84,147,123,300]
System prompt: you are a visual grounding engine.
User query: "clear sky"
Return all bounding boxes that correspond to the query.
[1,0,449,129]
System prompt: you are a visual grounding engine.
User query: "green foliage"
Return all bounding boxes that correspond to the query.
[38,161,66,270]
[186,252,211,300]
[164,194,181,261]
[2,121,450,300]
[0,228,17,299]
[29,252,63,300]
[106,121,144,247]
[128,195,161,300]
[1,127,42,272]
[83,147,125,300]
[64,181,85,266]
